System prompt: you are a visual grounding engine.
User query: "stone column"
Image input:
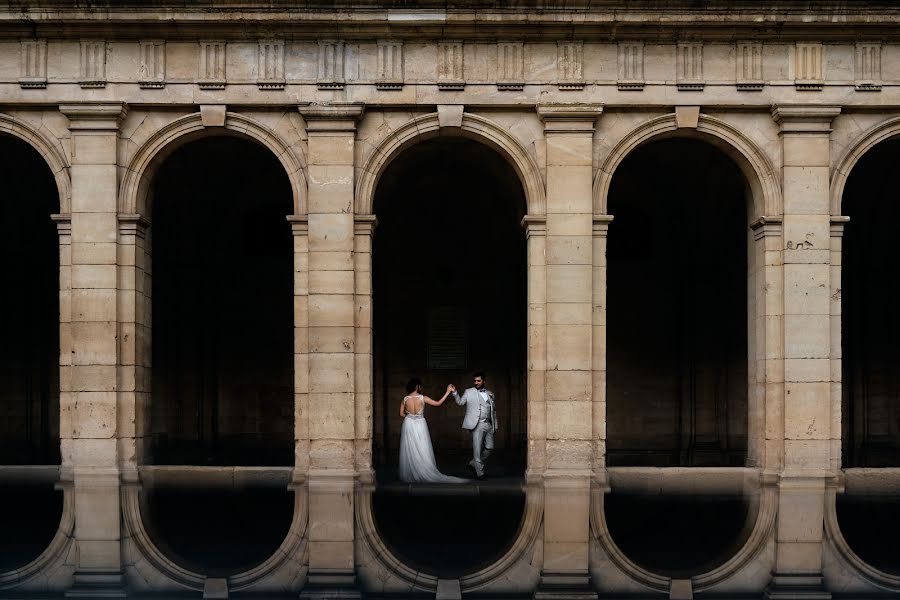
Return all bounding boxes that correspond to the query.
[116,214,150,476]
[297,102,364,600]
[523,215,547,477]
[591,215,612,478]
[766,105,841,600]
[59,102,128,598]
[354,215,377,481]
[52,214,73,477]
[289,216,310,477]
[535,104,602,600]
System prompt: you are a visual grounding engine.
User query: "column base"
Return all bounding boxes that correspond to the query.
[65,570,128,598]
[299,571,362,600]
[764,574,831,600]
[533,572,598,600]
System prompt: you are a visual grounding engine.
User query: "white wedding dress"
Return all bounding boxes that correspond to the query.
[398,395,467,483]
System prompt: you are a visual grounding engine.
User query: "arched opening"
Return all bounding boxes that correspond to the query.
[149,136,293,466]
[370,136,527,576]
[142,135,295,574]
[0,134,63,570]
[842,138,900,468]
[604,137,753,574]
[606,138,749,467]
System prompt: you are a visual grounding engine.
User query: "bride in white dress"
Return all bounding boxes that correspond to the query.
[398,378,468,483]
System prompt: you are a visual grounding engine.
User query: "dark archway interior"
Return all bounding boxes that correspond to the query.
[140,484,294,575]
[370,136,527,577]
[372,137,527,477]
[0,135,60,466]
[606,138,749,467]
[150,136,293,466]
[836,495,900,575]
[842,139,900,467]
[604,492,752,577]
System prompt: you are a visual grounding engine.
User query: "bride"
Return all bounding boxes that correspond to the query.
[398,378,468,483]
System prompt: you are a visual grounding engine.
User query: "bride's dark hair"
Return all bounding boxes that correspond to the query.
[405,377,422,394]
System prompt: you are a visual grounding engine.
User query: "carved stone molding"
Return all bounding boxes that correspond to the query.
[198,40,226,89]
[318,40,345,90]
[736,41,764,91]
[298,102,364,132]
[375,40,403,90]
[855,42,882,91]
[497,41,525,91]
[59,102,128,131]
[795,42,824,91]
[771,104,840,133]
[139,41,165,89]
[676,42,704,91]
[438,41,465,90]
[19,40,47,89]
[257,39,285,90]
[79,40,106,88]
[750,216,784,241]
[617,42,644,91]
[557,41,584,90]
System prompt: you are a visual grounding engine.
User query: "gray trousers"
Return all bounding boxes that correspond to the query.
[469,420,495,476]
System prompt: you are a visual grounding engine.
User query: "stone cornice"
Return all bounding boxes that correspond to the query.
[771,105,841,133]
[538,103,603,133]
[59,102,128,130]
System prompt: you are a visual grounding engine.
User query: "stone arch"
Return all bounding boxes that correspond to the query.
[119,111,307,217]
[0,112,71,214]
[593,113,782,219]
[830,115,900,216]
[354,111,546,216]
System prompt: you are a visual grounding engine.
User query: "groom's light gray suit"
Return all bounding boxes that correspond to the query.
[452,387,497,477]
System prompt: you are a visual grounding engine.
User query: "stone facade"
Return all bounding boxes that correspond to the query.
[2,1,900,598]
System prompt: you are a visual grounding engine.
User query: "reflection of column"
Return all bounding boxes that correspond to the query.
[59,102,128,598]
[298,102,364,600]
[524,215,547,477]
[536,103,602,600]
[289,216,310,476]
[767,105,841,600]
[354,216,377,481]
[592,215,612,477]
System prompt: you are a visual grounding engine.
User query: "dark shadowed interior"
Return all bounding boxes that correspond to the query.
[841,139,900,468]
[606,138,749,467]
[150,136,294,466]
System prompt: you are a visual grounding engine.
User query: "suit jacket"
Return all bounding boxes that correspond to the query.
[452,387,498,433]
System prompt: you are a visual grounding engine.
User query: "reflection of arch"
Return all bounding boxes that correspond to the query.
[355,483,543,593]
[0,112,71,213]
[593,113,782,218]
[830,115,900,216]
[121,479,308,593]
[354,112,546,216]
[589,475,776,593]
[824,489,900,593]
[118,112,307,217]
[0,481,74,590]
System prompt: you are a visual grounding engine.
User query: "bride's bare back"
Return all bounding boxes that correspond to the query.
[403,394,425,415]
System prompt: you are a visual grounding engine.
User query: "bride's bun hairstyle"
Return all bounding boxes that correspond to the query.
[405,377,422,393]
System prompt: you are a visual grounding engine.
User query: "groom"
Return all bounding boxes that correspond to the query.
[450,371,497,480]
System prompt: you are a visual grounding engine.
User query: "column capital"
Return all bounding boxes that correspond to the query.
[299,102,365,133]
[537,103,603,133]
[521,214,546,238]
[830,215,850,238]
[750,215,784,240]
[770,105,841,133]
[59,102,128,131]
[287,214,309,235]
[354,215,378,237]
[118,213,150,238]
[51,213,72,238]
[593,214,614,237]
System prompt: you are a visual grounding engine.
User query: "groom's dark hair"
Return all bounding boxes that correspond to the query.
[405,377,422,393]
[473,371,485,380]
